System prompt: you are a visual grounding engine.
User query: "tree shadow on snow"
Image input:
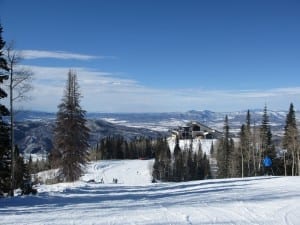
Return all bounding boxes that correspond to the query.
[0,176,293,214]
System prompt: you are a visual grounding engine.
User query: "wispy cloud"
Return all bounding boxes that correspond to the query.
[20,50,114,60]
[16,65,300,112]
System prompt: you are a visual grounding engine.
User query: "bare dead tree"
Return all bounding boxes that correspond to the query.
[5,42,33,195]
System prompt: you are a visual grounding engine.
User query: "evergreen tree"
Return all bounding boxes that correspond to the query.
[173,136,183,181]
[13,145,28,190]
[192,152,198,180]
[237,110,254,178]
[0,23,11,196]
[51,70,90,182]
[152,138,172,181]
[282,103,299,176]
[28,154,33,174]
[202,153,211,179]
[238,124,247,177]
[210,141,215,156]
[195,144,211,180]
[259,105,275,174]
[153,134,212,182]
[196,144,205,179]
[186,149,194,180]
[245,110,254,176]
[0,24,8,72]
[217,115,234,178]
[260,106,273,155]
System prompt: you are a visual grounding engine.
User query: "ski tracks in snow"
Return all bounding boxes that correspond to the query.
[2,161,300,225]
[158,204,194,225]
[277,204,299,225]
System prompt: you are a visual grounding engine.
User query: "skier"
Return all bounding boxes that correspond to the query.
[263,156,273,175]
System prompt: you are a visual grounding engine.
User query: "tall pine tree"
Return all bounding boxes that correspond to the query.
[238,110,254,177]
[259,105,275,174]
[217,115,234,178]
[51,70,90,182]
[0,23,11,196]
[239,124,247,178]
[282,103,299,176]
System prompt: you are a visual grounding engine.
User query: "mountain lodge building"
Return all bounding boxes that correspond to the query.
[171,121,222,140]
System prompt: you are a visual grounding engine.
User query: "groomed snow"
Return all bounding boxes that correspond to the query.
[1,160,300,225]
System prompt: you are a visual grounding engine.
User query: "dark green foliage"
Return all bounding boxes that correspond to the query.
[173,137,183,181]
[27,154,33,174]
[282,103,299,176]
[13,145,34,194]
[14,145,24,189]
[152,137,211,182]
[93,135,155,160]
[238,124,247,177]
[232,108,286,177]
[0,23,11,196]
[0,24,8,72]
[238,113,255,178]
[217,115,235,178]
[152,138,171,181]
[198,152,211,180]
[27,154,50,174]
[260,105,275,159]
[210,141,214,156]
[244,110,254,176]
[258,105,276,175]
[0,125,11,195]
[51,70,90,182]
[1,145,36,195]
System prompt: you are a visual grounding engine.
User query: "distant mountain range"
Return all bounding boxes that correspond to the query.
[14,109,293,158]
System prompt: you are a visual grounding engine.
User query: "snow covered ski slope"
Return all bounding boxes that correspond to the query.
[1,160,300,225]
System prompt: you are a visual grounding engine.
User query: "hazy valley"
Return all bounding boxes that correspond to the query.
[14,109,292,158]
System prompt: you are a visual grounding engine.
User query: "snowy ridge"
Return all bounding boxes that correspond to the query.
[1,160,300,225]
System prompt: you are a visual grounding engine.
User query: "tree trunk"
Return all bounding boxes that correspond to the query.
[283,151,287,176]
[292,151,295,176]
[247,146,251,177]
[241,151,244,178]
[9,65,14,197]
[297,150,300,176]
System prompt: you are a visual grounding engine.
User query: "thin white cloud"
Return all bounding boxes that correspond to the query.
[20,50,114,60]
[16,65,300,112]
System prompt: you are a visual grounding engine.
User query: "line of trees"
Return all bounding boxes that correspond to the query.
[216,104,300,178]
[217,106,277,178]
[152,137,211,182]
[90,135,155,160]
[91,134,212,182]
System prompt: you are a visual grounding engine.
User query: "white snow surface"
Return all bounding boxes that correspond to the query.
[1,159,300,225]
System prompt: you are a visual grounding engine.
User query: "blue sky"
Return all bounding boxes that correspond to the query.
[1,0,300,112]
